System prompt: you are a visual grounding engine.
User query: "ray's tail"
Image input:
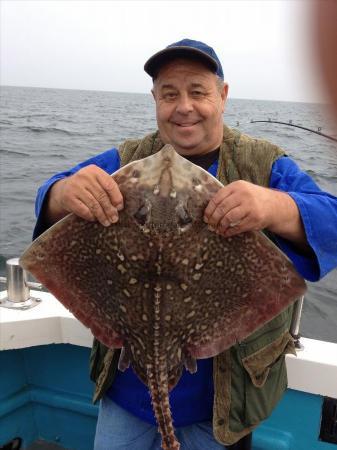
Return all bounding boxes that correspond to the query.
[147,365,180,450]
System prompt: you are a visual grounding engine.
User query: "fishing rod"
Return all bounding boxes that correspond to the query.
[247,119,337,143]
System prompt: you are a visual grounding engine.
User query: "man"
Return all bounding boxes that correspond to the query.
[33,40,337,450]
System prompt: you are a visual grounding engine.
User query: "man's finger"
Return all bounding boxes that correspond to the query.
[203,186,231,220]
[71,198,96,222]
[79,189,112,226]
[205,195,238,227]
[87,183,119,224]
[97,174,124,210]
[218,206,244,232]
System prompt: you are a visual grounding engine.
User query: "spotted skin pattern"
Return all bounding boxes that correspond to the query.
[20,145,306,450]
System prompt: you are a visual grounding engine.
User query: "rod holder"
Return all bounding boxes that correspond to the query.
[0,258,42,310]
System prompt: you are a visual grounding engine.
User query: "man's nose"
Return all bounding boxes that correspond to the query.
[175,93,193,114]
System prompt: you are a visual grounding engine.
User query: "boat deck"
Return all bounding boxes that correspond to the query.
[27,442,66,450]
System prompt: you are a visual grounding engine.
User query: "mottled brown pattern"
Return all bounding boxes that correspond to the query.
[20,145,306,450]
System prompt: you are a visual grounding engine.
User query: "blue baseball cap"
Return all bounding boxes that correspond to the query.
[144,38,224,80]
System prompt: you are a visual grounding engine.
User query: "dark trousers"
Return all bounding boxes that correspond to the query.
[227,433,252,450]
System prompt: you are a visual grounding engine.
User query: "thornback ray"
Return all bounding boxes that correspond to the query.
[20,144,306,450]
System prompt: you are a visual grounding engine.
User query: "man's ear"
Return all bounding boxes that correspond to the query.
[151,88,156,100]
[221,83,229,112]
[221,83,229,101]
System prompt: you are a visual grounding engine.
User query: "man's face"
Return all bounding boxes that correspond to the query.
[152,59,228,156]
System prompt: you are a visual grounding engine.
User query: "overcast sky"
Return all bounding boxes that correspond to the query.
[0,0,327,102]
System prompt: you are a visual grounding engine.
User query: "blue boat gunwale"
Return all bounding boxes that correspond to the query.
[1,289,337,450]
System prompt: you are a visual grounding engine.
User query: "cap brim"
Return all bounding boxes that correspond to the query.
[144,46,219,78]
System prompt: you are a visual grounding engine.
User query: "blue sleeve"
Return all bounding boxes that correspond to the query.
[270,156,337,281]
[33,148,121,239]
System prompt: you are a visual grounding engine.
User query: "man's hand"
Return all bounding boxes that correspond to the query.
[46,165,124,227]
[204,180,308,249]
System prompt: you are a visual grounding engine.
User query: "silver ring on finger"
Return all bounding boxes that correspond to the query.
[229,220,241,228]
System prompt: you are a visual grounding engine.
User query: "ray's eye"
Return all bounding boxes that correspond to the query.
[132,170,140,178]
[134,204,149,226]
[176,205,192,227]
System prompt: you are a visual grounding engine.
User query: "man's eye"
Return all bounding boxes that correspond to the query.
[192,90,204,97]
[163,92,177,100]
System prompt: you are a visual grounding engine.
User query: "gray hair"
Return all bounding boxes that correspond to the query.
[215,76,225,93]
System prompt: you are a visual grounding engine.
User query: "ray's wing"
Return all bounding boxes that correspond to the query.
[129,145,306,362]
[20,197,157,351]
[160,223,306,361]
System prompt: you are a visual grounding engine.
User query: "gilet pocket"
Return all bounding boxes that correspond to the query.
[241,331,296,426]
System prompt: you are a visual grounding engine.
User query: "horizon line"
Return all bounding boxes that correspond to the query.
[1,83,325,106]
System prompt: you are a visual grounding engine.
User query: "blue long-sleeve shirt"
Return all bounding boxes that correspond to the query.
[33,147,337,427]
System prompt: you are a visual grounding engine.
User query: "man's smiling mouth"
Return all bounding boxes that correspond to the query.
[174,121,200,127]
